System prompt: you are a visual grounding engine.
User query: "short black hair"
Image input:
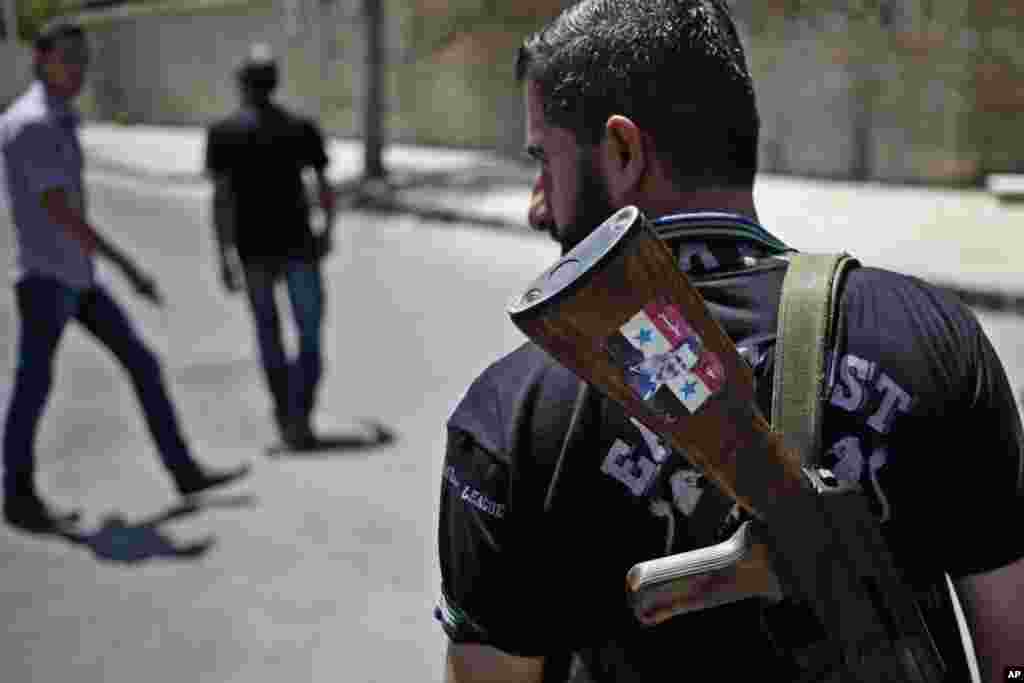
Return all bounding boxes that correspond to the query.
[516,0,759,190]
[34,20,85,52]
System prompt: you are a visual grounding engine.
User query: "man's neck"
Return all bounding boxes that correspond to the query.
[243,94,274,108]
[39,79,71,104]
[638,189,759,224]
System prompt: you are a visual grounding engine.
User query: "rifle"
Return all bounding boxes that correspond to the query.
[506,206,945,682]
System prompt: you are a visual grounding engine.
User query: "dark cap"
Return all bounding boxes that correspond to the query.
[236,43,278,86]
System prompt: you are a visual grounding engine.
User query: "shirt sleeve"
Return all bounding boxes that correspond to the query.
[436,377,581,658]
[10,121,76,197]
[437,345,649,659]
[300,119,329,171]
[943,315,1024,578]
[436,427,525,650]
[873,290,1024,582]
[204,125,231,176]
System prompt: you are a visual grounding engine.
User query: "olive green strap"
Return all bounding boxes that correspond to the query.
[771,252,859,465]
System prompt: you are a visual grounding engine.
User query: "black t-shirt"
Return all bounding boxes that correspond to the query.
[436,219,1024,681]
[204,102,329,265]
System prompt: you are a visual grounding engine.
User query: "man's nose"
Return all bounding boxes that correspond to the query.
[528,178,552,231]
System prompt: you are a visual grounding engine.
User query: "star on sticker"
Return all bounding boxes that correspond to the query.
[634,328,654,346]
[680,381,698,400]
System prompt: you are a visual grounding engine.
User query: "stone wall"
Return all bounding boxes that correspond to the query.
[963,1,1024,177]
[77,0,323,126]
[0,41,34,111]
[70,0,1023,185]
[74,0,551,157]
[735,0,1024,184]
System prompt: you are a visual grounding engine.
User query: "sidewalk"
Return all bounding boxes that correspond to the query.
[80,123,1024,308]
[80,122,537,230]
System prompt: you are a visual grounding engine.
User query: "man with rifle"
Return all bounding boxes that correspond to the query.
[434,1,1024,681]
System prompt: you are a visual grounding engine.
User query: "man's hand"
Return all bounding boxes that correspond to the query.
[124,263,164,306]
[97,243,164,306]
[312,181,337,262]
[319,186,336,216]
[528,185,554,234]
[220,262,242,293]
[313,232,333,261]
[219,254,243,294]
[318,181,337,257]
[40,188,165,306]
[41,187,98,254]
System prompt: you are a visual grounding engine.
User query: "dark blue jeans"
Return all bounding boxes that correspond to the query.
[242,260,324,430]
[3,276,196,497]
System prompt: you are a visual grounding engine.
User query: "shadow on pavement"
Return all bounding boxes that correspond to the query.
[265,421,397,459]
[57,494,256,564]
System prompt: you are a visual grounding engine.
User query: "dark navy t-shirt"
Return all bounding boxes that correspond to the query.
[436,229,1024,681]
[204,102,328,265]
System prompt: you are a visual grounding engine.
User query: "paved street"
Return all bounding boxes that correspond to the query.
[1,138,1023,683]
[0,168,557,683]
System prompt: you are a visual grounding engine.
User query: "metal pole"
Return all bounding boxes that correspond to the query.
[851,61,874,182]
[312,0,326,122]
[363,0,385,180]
[2,0,17,43]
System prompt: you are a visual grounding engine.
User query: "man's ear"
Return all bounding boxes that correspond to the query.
[36,50,65,86]
[34,51,52,79]
[600,115,646,203]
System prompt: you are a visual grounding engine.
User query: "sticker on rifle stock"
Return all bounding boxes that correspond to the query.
[606,298,725,417]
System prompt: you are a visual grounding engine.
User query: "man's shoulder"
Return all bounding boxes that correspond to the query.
[281,110,323,143]
[207,110,248,136]
[475,342,569,385]
[295,112,321,132]
[450,343,572,420]
[267,102,314,126]
[844,263,934,291]
[448,343,582,458]
[841,264,973,325]
[209,105,315,137]
[1,90,53,141]
[271,106,323,141]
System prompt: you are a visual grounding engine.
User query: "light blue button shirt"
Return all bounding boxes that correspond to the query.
[1,81,94,289]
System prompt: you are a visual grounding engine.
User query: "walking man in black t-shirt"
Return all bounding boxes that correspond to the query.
[204,45,336,449]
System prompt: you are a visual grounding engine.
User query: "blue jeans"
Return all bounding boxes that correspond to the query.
[2,276,197,497]
[242,260,324,431]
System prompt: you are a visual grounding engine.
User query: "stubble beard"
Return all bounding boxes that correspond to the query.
[558,154,618,256]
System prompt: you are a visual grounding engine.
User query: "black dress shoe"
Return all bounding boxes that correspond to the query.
[4,494,81,534]
[282,421,318,451]
[175,463,251,497]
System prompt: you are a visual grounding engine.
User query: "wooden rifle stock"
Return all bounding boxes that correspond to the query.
[507,206,945,682]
